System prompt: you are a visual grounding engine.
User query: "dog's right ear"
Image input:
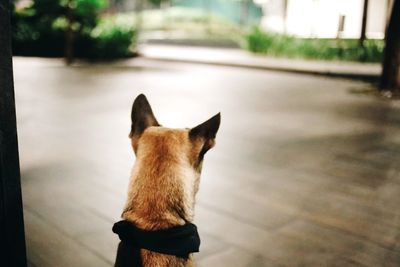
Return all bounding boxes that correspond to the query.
[189,113,221,161]
[129,94,159,140]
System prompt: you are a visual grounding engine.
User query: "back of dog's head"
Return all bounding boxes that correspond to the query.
[123,94,220,229]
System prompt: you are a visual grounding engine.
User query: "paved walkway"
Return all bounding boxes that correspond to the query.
[13,57,400,267]
[139,44,381,80]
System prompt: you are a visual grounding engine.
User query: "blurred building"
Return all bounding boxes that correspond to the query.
[108,0,263,25]
[256,0,393,39]
[172,0,263,25]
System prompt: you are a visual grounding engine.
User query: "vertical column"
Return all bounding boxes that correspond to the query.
[0,0,28,266]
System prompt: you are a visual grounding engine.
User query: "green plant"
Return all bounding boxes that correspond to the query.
[12,3,65,56]
[12,0,137,59]
[90,16,137,58]
[245,27,384,62]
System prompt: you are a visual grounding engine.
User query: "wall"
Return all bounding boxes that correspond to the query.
[259,0,390,39]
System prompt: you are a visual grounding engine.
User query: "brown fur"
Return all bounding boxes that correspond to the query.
[123,128,203,267]
[117,95,220,267]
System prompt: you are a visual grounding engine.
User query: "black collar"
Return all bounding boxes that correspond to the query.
[113,220,200,261]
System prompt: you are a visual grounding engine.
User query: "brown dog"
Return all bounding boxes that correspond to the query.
[114,94,220,267]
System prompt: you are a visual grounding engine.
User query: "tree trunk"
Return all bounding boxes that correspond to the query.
[0,1,28,266]
[65,2,75,65]
[380,0,400,91]
[359,0,369,47]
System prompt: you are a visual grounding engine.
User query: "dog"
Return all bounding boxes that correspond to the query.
[113,94,220,267]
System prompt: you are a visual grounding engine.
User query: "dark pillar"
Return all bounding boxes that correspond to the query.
[0,1,28,266]
[359,0,369,47]
[380,0,400,90]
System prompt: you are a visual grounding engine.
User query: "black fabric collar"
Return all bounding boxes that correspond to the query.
[112,220,201,258]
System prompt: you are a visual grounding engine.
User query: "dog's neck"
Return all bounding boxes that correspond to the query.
[121,148,199,231]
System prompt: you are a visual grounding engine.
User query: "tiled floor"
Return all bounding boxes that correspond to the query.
[14,57,400,267]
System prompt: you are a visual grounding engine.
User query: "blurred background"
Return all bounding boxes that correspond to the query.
[11,0,393,62]
[9,0,400,266]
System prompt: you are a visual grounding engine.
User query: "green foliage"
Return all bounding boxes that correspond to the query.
[12,3,65,57]
[12,0,137,58]
[147,0,167,6]
[73,0,107,17]
[90,16,137,58]
[64,0,107,30]
[245,27,384,62]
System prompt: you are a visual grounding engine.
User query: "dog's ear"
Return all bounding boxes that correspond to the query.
[189,113,221,158]
[129,94,159,138]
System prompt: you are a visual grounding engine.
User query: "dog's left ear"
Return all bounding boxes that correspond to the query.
[130,94,160,139]
[189,113,221,157]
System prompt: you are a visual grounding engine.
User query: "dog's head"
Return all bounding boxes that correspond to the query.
[129,94,220,175]
[124,94,220,225]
